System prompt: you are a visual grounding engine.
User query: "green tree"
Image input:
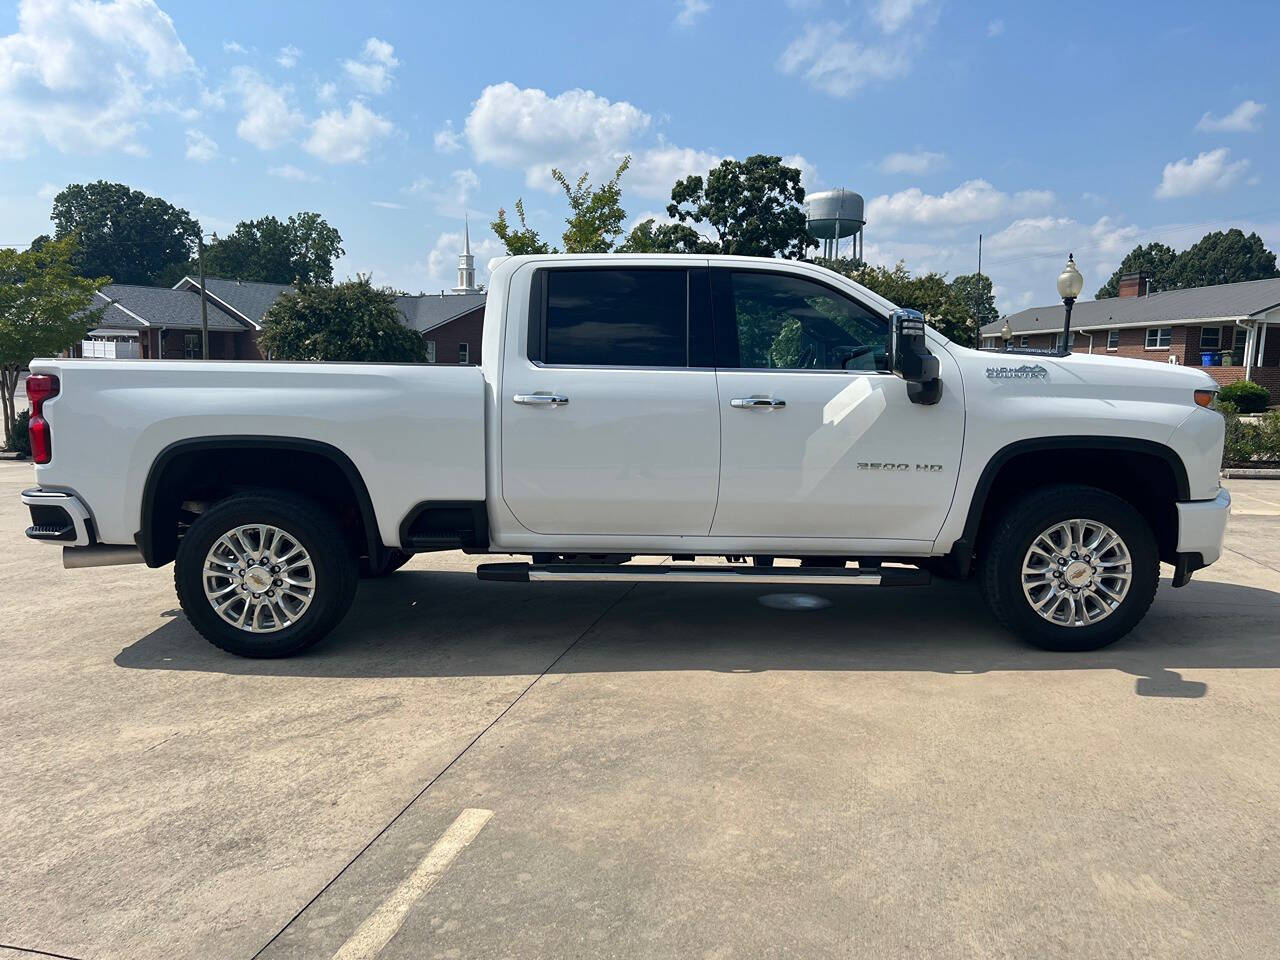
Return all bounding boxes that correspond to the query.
[198,212,345,285]
[552,157,631,253]
[667,155,811,258]
[51,181,199,285]
[946,272,998,346]
[616,218,715,254]
[1095,242,1179,298]
[1095,230,1278,298]
[491,199,551,255]
[0,236,106,445]
[831,259,978,343]
[259,277,427,363]
[1170,229,1278,289]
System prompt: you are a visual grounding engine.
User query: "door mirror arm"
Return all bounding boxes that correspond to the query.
[890,309,943,405]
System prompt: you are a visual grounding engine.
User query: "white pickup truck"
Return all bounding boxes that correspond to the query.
[21,254,1230,657]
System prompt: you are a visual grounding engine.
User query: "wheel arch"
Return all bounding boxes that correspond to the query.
[136,436,381,568]
[956,436,1189,574]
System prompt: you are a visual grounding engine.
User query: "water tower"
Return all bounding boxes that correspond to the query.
[806,188,865,262]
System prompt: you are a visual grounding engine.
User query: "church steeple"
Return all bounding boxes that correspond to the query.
[452,217,477,293]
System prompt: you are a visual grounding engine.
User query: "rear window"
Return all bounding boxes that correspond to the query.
[543,269,688,367]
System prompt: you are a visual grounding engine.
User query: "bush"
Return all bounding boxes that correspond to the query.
[4,410,31,456]
[1221,407,1280,466]
[1218,380,1270,413]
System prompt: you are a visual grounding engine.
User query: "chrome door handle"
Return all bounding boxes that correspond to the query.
[513,393,569,406]
[730,397,785,409]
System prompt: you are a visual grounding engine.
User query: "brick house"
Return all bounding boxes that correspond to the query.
[980,275,1280,401]
[80,283,259,359]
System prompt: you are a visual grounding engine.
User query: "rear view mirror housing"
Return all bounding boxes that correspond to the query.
[890,309,942,405]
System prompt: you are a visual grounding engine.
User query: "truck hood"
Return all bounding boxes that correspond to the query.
[1044,349,1218,391]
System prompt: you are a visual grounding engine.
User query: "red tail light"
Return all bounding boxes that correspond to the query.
[25,374,59,464]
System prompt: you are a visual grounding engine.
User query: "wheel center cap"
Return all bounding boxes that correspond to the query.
[244,566,272,592]
[1064,560,1092,587]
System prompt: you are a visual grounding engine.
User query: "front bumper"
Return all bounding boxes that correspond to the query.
[1172,487,1231,585]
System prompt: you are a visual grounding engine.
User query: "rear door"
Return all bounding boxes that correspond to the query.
[500,264,721,536]
[709,266,964,541]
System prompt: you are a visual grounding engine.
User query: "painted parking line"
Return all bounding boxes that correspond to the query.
[330,808,493,960]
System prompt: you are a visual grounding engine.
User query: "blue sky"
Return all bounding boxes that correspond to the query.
[1,0,1276,312]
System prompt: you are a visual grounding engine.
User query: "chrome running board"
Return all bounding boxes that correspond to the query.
[476,562,930,586]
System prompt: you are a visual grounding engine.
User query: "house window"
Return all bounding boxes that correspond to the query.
[1107,329,1119,350]
[1054,331,1076,351]
[425,340,436,363]
[184,333,200,359]
[1020,336,1029,348]
[1145,327,1172,349]
[458,342,469,365]
[982,337,998,349]
[1199,326,1221,349]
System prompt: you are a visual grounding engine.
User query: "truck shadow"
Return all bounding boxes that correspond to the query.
[113,570,1280,699]
[112,570,1280,701]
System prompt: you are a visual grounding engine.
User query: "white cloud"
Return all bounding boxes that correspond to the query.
[1195,100,1265,134]
[316,81,337,103]
[778,21,913,97]
[1155,148,1249,199]
[675,0,710,27]
[230,67,302,149]
[268,164,320,182]
[371,200,406,210]
[986,18,1004,37]
[407,176,433,195]
[871,0,931,33]
[452,168,480,206]
[782,153,818,190]
[275,44,301,69]
[184,129,218,162]
[304,99,394,163]
[464,82,651,189]
[434,121,461,153]
[879,150,946,175]
[629,143,726,197]
[342,37,398,94]
[0,0,197,158]
[36,182,59,200]
[223,40,246,54]
[868,179,1054,228]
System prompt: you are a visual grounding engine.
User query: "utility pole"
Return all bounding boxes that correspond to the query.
[973,233,983,350]
[198,235,209,360]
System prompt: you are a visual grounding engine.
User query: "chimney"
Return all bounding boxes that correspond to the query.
[1117,271,1150,298]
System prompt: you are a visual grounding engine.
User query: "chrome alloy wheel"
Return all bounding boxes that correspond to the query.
[203,524,316,633]
[1021,519,1132,627]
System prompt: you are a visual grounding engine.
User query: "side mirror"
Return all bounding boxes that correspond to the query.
[890,309,942,405]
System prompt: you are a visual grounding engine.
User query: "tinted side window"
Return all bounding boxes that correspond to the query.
[544,269,688,367]
[718,270,889,371]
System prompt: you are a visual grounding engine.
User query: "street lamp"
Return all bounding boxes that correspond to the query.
[1000,319,1013,352]
[1056,253,1084,355]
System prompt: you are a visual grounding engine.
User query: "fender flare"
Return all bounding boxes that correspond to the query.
[135,435,381,567]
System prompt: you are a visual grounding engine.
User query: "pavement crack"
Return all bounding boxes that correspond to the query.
[1222,544,1280,576]
[0,944,88,960]
[250,582,638,960]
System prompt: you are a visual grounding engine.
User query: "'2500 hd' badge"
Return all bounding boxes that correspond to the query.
[857,462,944,472]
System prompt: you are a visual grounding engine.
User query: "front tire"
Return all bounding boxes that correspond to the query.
[980,485,1158,652]
[175,493,358,658]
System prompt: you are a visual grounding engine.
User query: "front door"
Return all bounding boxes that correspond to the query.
[709,267,964,542]
[501,264,721,536]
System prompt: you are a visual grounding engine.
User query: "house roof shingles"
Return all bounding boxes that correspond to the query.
[177,276,486,333]
[983,276,1280,337]
[93,284,250,331]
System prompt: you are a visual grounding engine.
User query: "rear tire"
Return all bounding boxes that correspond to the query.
[175,493,358,658]
[979,484,1158,652]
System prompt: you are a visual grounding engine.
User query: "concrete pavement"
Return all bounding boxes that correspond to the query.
[1,459,1278,959]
